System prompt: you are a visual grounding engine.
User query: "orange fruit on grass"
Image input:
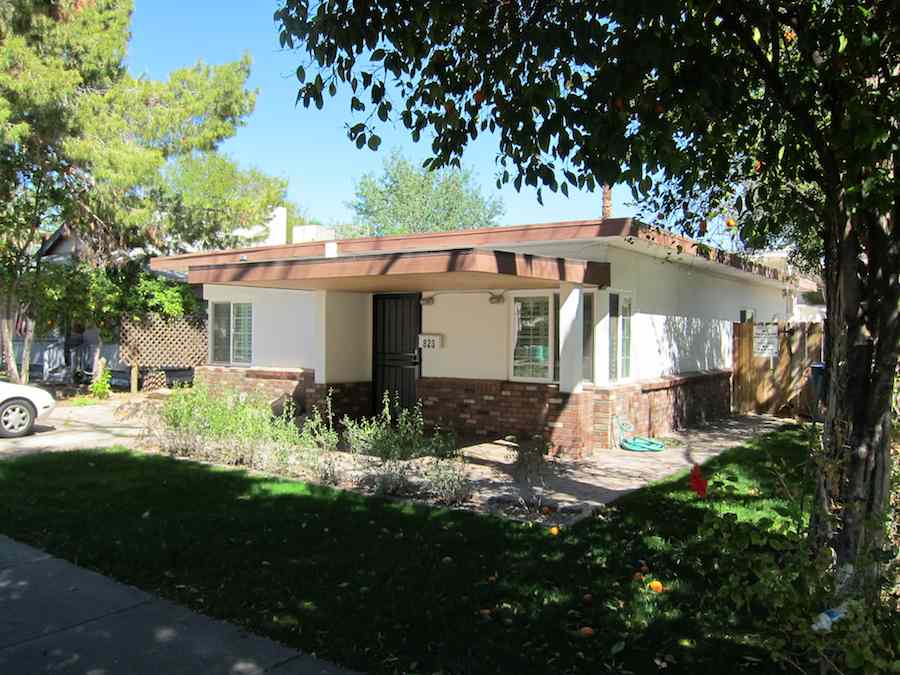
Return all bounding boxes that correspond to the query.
[549,526,560,536]
[578,626,595,637]
[648,580,664,593]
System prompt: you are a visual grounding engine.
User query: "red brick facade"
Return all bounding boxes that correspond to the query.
[194,366,731,456]
[304,381,372,423]
[193,366,371,423]
[194,366,311,403]
[593,370,732,448]
[417,377,594,457]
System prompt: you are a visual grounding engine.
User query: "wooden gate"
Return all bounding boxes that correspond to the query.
[732,322,824,416]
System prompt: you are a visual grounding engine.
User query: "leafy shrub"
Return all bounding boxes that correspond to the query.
[696,511,898,673]
[372,459,412,496]
[298,392,339,452]
[425,459,472,505]
[315,454,342,486]
[342,391,457,460]
[155,385,306,466]
[89,366,112,400]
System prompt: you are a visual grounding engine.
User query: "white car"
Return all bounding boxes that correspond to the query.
[0,381,56,438]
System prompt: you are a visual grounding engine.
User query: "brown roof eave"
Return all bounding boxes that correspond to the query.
[187,248,611,288]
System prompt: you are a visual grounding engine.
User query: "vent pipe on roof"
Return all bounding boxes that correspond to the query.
[602,184,613,219]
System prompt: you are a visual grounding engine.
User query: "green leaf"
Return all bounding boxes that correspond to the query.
[838,34,848,53]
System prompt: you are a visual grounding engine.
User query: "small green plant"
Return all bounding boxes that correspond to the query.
[425,459,471,505]
[315,454,342,486]
[342,391,457,460]
[66,395,101,407]
[372,459,413,496]
[298,391,339,452]
[89,367,112,400]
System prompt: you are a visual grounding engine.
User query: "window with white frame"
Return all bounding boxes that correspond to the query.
[608,292,632,381]
[512,295,552,380]
[211,302,252,365]
[512,292,596,383]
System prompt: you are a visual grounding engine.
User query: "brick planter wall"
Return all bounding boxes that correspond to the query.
[305,381,373,423]
[193,366,371,423]
[594,370,732,449]
[194,367,731,456]
[417,377,594,457]
[194,366,312,406]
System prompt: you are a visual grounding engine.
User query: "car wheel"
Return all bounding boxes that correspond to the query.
[0,398,36,438]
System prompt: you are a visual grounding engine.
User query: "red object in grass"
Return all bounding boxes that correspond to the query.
[689,464,708,499]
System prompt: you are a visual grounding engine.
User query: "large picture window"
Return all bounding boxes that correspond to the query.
[211,302,252,365]
[513,291,596,383]
[512,296,551,379]
[609,292,632,381]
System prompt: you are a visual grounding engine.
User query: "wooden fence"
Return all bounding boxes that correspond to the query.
[732,321,824,416]
[119,314,207,390]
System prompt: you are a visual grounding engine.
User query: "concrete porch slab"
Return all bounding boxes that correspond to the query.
[460,414,789,519]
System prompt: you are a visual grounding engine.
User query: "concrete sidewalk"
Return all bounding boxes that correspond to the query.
[0,536,355,675]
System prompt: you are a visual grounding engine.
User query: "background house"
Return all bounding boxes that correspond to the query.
[152,218,799,455]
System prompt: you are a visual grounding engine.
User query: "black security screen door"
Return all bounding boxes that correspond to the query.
[373,293,421,411]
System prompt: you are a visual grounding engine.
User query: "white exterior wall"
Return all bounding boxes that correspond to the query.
[203,242,790,385]
[421,293,508,380]
[322,291,372,382]
[603,246,786,379]
[203,285,320,370]
[458,241,789,382]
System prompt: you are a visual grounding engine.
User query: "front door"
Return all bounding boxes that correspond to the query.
[372,293,421,411]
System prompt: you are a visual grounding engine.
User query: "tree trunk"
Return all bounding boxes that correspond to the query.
[0,293,21,384]
[91,334,104,383]
[810,197,898,604]
[19,318,34,385]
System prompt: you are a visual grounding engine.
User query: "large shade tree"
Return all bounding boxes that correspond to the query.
[0,1,283,382]
[276,0,898,620]
[345,149,503,237]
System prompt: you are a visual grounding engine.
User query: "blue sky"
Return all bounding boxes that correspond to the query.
[127,1,636,228]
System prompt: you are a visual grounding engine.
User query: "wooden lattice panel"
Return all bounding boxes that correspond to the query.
[120,314,207,368]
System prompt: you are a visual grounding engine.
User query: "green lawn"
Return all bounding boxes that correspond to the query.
[0,426,814,674]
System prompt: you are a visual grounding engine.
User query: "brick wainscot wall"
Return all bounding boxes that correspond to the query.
[193,366,371,423]
[195,367,731,456]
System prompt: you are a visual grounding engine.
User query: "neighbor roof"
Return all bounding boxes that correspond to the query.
[150,217,789,284]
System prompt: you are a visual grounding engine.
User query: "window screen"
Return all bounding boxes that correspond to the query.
[620,295,632,379]
[211,302,231,363]
[513,296,551,379]
[231,303,252,364]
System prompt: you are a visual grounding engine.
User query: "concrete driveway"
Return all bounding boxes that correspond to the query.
[0,399,145,459]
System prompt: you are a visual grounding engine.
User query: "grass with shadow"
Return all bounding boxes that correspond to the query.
[0,425,816,674]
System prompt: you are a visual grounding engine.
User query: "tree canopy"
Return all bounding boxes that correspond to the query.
[344,150,503,237]
[276,0,898,668]
[0,0,284,382]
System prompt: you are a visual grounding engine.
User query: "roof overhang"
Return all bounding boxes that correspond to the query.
[151,217,790,286]
[188,248,610,292]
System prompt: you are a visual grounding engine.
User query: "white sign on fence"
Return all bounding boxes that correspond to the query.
[753,323,779,357]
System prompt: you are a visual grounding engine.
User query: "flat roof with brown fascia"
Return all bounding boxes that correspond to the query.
[151,217,788,284]
[187,248,611,293]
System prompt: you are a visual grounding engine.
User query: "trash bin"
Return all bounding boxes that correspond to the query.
[810,362,828,403]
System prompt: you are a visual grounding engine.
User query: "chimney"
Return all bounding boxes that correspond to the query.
[601,184,613,219]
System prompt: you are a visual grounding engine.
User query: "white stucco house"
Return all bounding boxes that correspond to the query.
[152,218,798,455]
